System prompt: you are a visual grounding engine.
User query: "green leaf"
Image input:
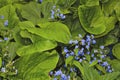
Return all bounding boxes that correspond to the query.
[65,56,73,65]
[70,19,86,39]
[110,59,120,71]
[82,63,102,80]
[0,4,19,28]
[14,51,58,80]
[0,57,2,67]
[17,39,57,56]
[73,61,84,76]
[20,22,71,44]
[102,72,120,80]
[21,2,41,24]
[80,0,99,6]
[95,16,117,37]
[78,5,106,35]
[112,43,120,59]
[95,64,106,74]
[7,42,19,61]
[102,0,118,16]
[114,2,120,21]
[56,0,76,8]
[89,60,98,67]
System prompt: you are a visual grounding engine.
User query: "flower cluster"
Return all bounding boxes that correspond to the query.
[50,6,66,20]
[0,15,8,26]
[64,34,113,73]
[49,70,70,80]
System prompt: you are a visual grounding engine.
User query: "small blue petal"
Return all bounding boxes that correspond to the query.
[4,20,8,26]
[79,59,83,62]
[4,37,8,41]
[100,45,104,49]
[92,40,96,44]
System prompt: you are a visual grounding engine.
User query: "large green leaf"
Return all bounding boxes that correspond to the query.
[112,43,120,59]
[102,0,118,16]
[82,63,102,80]
[14,51,58,80]
[0,4,19,28]
[20,22,71,44]
[114,1,120,21]
[78,5,106,35]
[95,16,117,37]
[80,0,99,6]
[73,61,84,76]
[102,72,120,80]
[17,39,57,56]
[21,2,41,24]
[110,59,120,71]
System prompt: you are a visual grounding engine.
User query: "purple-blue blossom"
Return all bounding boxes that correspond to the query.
[4,37,8,41]
[54,70,62,76]
[81,39,86,45]
[92,40,96,44]
[4,20,8,26]
[100,45,104,49]
[79,59,83,62]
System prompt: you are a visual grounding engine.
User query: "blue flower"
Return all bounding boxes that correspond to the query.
[39,0,42,3]
[59,14,66,19]
[53,78,57,80]
[64,47,69,53]
[92,40,96,44]
[86,51,90,54]
[100,45,104,49]
[81,39,86,45]
[98,60,101,63]
[91,54,94,57]
[4,20,8,26]
[1,67,6,72]
[54,70,62,76]
[4,37,8,41]
[0,15,4,19]
[61,74,68,80]
[65,53,70,58]
[75,45,79,49]
[70,51,74,56]
[85,45,90,49]
[79,59,83,62]
[69,40,73,44]
[101,61,108,66]
[101,55,106,59]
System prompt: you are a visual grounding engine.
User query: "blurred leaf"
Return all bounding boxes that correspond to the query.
[70,19,86,39]
[17,39,57,56]
[78,5,106,35]
[110,59,120,71]
[89,60,98,67]
[80,0,99,6]
[102,72,120,80]
[96,64,106,74]
[82,63,102,80]
[112,43,120,59]
[102,0,118,16]
[0,5,19,28]
[21,2,41,24]
[114,1,120,21]
[95,16,117,37]
[73,61,84,76]
[56,0,76,9]
[20,22,71,44]
[65,56,73,65]
[0,57,2,67]
[14,51,58,80]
